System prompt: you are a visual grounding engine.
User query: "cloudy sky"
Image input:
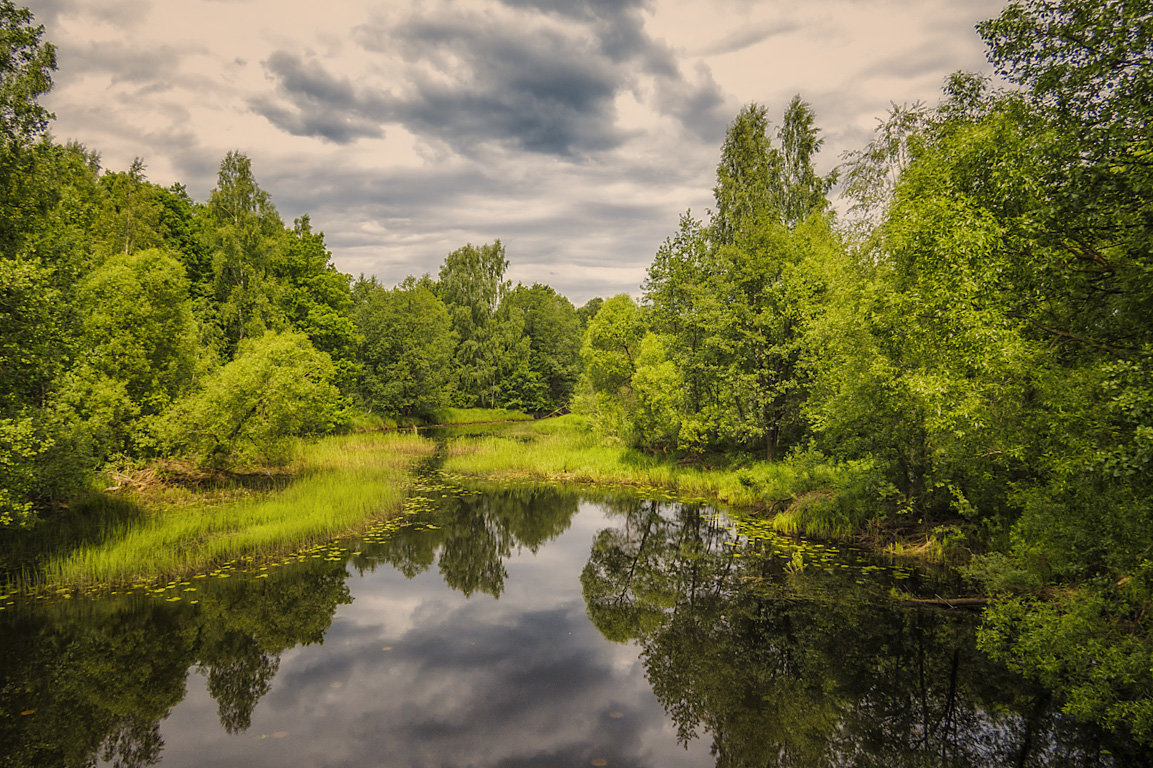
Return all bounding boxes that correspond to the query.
[25,0,1007,303]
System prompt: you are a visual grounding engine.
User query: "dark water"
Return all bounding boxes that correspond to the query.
[1,478,1149,767]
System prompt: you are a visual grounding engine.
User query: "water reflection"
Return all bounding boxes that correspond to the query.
[583,496,1142,767]
[0,557,349,768]
[353,482,578,596]
[0,483,1149,767]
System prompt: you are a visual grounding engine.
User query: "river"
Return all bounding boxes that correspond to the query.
[1,473,1149,766]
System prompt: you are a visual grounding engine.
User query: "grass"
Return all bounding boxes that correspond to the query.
[429,407,534,425]
[441,415,880,540]
[27,432,434,589]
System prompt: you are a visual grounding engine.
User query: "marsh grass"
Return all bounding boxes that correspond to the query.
[442,415,881,540]
[27,432,433,589]
[429,407,533,425]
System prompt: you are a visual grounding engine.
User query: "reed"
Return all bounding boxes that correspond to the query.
[430,407,533,425]
[34,432,434,588]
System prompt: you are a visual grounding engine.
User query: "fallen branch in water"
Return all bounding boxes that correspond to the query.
[900,596,988,609]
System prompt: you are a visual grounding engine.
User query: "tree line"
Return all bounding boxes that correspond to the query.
[0,0,588,529]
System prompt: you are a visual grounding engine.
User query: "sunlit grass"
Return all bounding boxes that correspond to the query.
[38,432,434,588]
[442,415,866,532]
[430,407,533,425]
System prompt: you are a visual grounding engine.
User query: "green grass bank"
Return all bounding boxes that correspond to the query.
[441,415,912,547]
[10,431,435,590]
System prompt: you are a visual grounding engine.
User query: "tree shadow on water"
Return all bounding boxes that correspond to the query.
[0,491,147,581]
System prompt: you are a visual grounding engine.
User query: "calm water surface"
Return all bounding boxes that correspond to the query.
[1,478,1149,767]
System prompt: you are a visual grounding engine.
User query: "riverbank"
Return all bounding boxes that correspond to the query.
[442,415,967,561]
[3,431,436,590]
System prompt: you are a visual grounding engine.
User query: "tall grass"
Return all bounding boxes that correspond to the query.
[36,432,434,588]
[430,407,533,425]
[442,415,882,540]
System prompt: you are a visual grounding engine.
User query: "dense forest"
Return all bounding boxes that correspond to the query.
[2,0,1153,744]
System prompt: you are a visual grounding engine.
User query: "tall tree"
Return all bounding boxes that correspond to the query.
[778,95,835,228]
[0,0,54,147]
[711,104,781,245]
[273,216,359,387]
[436,240,510,404]
[497,283,582,412]
[352,279,454,418]
[204,151,285,352]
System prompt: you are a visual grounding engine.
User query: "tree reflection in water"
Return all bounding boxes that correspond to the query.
[0,557,350,768]
[2,485,1149,767]
[357,482,578,597]
[581,496,1144,767]
[0,482,579,768]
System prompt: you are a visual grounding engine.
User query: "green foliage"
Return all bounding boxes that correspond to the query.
[0,415,51,527]
[0,0,54,147]
[91,159,168,259]
[778,94,836,228]
[575,296,603,329]
[204,151,286,352]
[577,294,645,437]
[496,283,582,412]
[353,279,453,418]
[630,334,684,450]
[0,253,64,412]
[435,240,512,403]
[979,590,1153,741]
[273,216,359,386]
[712,103,781,244]
[76,248,199,417]
[155,331,344,468]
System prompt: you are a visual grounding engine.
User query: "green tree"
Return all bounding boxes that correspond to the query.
[0,0,54,147]
[204,151,286,352]
[49,249,202,465]
[712,104,781,245]
[576,294,646,438]
[273,216,359,387]
[496,283,582,412]
[436,240,509,403]
[575,296,603,330]
[474,306,542,411]
[155,330,343,468]
[91,159,166,259]
[778,94,835,228]
[75,248,199,416]
[353,279,454,418]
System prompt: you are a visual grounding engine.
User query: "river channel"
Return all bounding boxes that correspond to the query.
[2,471,1150,766]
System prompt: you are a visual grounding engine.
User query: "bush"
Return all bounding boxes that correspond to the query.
[154,331,345,468]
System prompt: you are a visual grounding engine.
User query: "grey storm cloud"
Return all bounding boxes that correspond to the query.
[384,14,629,156]
[251,1,727,157]
[250,51,387,144]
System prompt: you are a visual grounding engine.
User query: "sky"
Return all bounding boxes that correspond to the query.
[24,0,1008,304]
